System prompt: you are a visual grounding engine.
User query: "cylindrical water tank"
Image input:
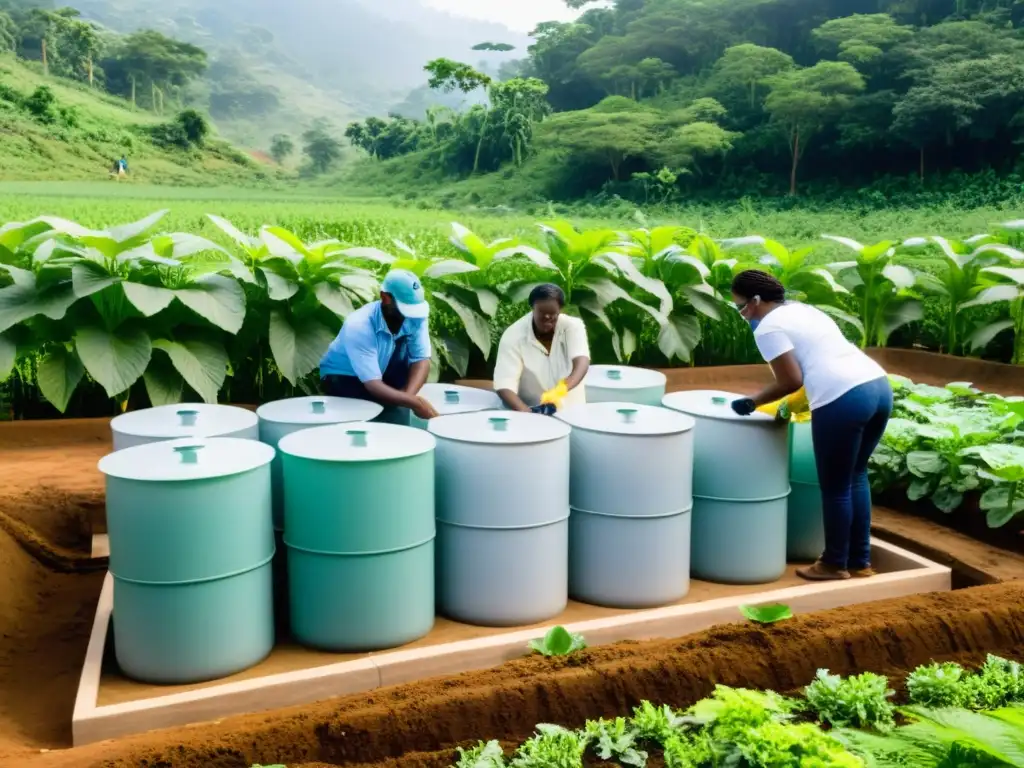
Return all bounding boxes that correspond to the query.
[585,365,667,406]
[409,383,503,429]
[279,422,435,651]
[98,437,275,684]
[788,421,825,561]
[110,404,258,452]
[662,390,790,584]
[556,402,696,608]
[429,411,571,626]
[256,396,384,530]
[256,396,383,631]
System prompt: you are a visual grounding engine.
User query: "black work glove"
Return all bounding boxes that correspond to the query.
[731,398,756,416]
[531,403,557,416]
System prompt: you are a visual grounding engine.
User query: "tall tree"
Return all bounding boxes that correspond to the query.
[302,119,342,173]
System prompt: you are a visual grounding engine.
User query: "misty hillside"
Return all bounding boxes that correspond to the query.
[72,0,528,146]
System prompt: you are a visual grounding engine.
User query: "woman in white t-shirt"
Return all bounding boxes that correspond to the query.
[728,270,893,583]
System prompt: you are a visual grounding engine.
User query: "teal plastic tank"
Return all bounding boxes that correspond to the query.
[279,422,436,651]
[408,383,504,429]
[662,390,790,584]
[98,437,276,684]
[788,421,826,561]
[585,365,667,406]
[255,396,383,630]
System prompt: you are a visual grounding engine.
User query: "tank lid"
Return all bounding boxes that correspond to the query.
[98,437,274,482]
[662,389,774,423]
[585,364,668,390]
[110,403,257,439]
[419,383,503,415]
[278,421,435,462]
[256,395,383,426]
[556,402,695,435]
[429,410,570,445]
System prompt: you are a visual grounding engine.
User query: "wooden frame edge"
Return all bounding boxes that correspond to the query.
[71,538,951,746]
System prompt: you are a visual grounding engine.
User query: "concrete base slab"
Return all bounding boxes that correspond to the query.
[72,539,950,747]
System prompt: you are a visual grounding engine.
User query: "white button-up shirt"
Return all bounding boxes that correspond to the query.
[493,312,590,408]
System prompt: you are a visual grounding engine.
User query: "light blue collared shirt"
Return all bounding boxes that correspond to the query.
[319,301,431,381]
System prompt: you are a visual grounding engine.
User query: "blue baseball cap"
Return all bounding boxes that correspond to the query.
[381,269,430,319]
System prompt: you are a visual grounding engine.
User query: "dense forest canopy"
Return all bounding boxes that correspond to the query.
[343,0,1024,203]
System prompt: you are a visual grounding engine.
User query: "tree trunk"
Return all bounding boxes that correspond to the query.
[919,147,925,183]
[789,127,800,196]
[41,38,48,75]
[130,76,136,107]
[610,152,621,181]
[472,110,490,174]
[88,56,94,86]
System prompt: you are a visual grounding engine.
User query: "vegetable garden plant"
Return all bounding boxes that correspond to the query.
[2,210,1024,528]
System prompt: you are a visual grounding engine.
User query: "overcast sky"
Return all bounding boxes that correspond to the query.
[423,0,580,32]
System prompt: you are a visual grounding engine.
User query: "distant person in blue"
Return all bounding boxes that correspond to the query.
[319,269,440,422]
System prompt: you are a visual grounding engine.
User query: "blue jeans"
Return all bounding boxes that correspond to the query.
[811,377,893,570]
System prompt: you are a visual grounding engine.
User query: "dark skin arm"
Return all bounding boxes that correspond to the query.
[364,360,439,419]
[564,356,590,391]
[498,389,533,413]
[403,359,431,397]
[749,351,804,407]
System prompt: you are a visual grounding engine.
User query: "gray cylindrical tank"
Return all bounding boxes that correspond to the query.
[279,422,436,651]
[409,383,504,429]
[556,402,696,608]
[111,404,259,452]
[585,365,668,406]
[429,411,571,626]
[662,390,790,584]
[256,396,384,531]
[98,437,276,684]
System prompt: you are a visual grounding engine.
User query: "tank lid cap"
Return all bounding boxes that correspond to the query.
[489,416,510,432]
[606,369,623,380]
[174,444,202,463]
[617,408,638,424]
[346,429,368,447]
[310,399,327,414]
[176,408,199,426]
[444,390,460,404]
[712,396,727,405]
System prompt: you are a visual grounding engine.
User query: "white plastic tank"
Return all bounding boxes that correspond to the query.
[585,365,668,406]
[111,404,259,452]
[429,411,571,626]
[409,383,504,429]
[556,402,695,608]
[661,389,790,584]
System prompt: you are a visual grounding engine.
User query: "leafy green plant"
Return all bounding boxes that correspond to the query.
[508,724,585,768]
[906,662,967,709]
[630,700,688,744]
[527,626,586,657]
[804,670,896,732]
[740,603,793,624]
[453,740,506,768]
[957,655,1024,711]
[582,717,647,767]
[964,444,1024,528]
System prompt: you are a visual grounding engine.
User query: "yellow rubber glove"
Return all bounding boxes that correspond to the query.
[756,387,811,423]
[541,380,569,410]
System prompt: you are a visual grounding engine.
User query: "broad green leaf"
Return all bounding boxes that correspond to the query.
[658,313,701,363]
[268,309,335,386]
[964,445,1024,483]
[105,209,169,243]
[979,486,1024,529]
[260,226,309,262]
[504,281,549,304]
[152,338,228,404]
[71,263,120,299]
[434,291,492,358]
[680,283,723,320]
[821,234,864,252]
[740,603,793,624]
[474,288,499,318]
[142,354,184,406]
[315,282,356,318]
[258,267,300,301]
[339,246,398,264]
[816,304,866,340]
[881,300,924,342]
[527,625,586,656]
[906,451,945,478]
[967,319,1015,352]
[0,263,35,287]
[0,332,14,381]
[882,264,916,289]
[122,282,175,317]
[36,346,85,413]
[74,325,152,398]
[437,334,470,378]
[175,274,246,334]
[423,259,480,279]
[960,285,1019,311]
[983,266,1024,285]
[206,214,258,249]
[493,244,558,271]
[0,279,78,334]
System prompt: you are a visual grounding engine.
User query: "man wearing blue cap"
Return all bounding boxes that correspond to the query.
[320,269,440,421]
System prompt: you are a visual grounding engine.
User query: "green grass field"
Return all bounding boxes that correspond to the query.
[2,182,1022,251]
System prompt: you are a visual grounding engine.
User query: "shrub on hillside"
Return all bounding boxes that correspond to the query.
[23,86,57,124]
[150,109,210,150]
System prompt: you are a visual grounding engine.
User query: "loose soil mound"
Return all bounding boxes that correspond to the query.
[22,582,1024,768]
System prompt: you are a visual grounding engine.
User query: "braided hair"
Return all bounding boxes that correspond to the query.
[731,270,786,303]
